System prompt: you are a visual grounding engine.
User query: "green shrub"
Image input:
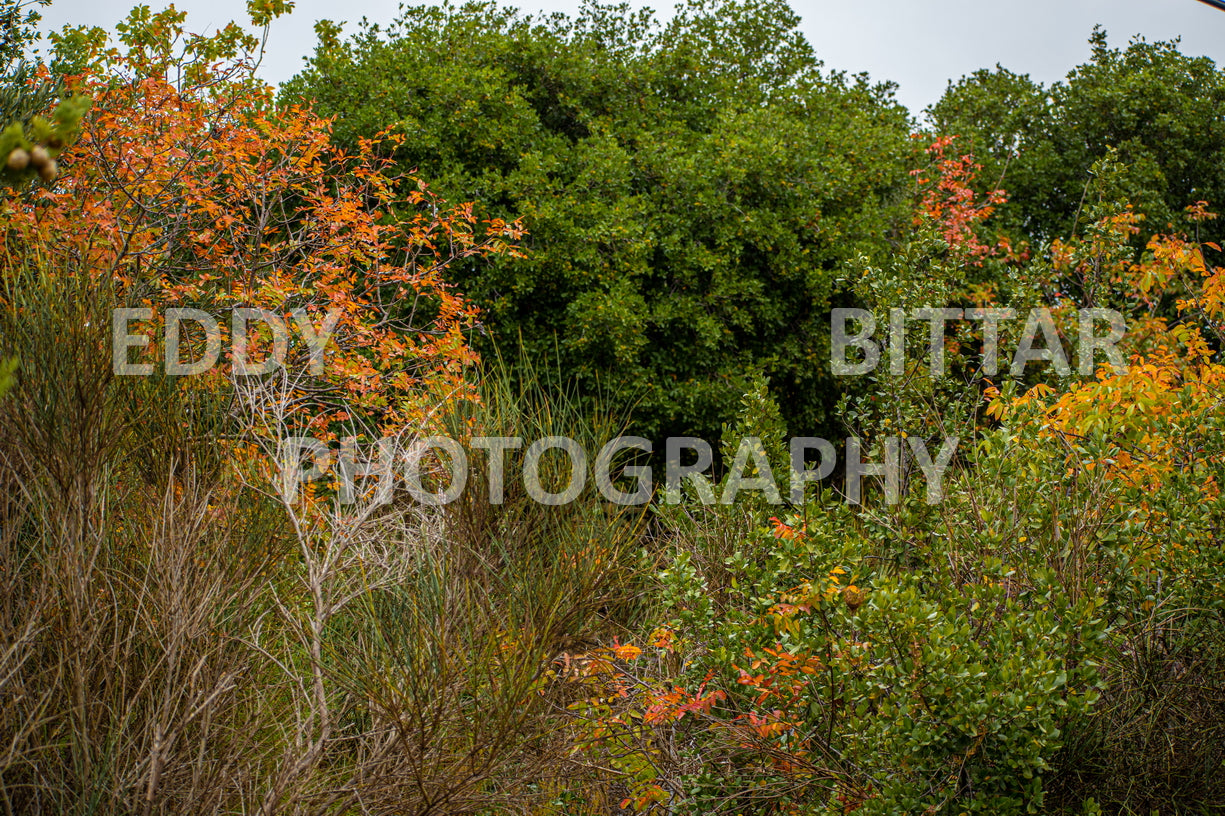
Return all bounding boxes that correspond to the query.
[281,0,914,442]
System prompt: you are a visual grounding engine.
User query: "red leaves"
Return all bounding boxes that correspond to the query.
[643,674,727,725]
[769,515,804,539]
[910,134,1008,263]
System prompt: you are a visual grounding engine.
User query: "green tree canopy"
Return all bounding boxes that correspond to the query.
[282,0,913,442]
[930,29,1225,251]
[1,0,87,186]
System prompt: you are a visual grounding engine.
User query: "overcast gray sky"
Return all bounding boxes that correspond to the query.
[39,0,1225,115]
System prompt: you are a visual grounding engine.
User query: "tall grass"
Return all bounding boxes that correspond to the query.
[0,258,644,814]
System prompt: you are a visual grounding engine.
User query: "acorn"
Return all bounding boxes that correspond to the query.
[46,134,64,149]
[29,145,50,169]
[6,148,30,171]
[842,585,866,613]
[38,160,57,183]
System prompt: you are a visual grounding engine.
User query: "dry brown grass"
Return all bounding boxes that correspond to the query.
[0,263,644,814]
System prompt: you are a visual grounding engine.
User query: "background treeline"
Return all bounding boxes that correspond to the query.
[1,0,1224,814]
[283,0,1225,444]
[285,0,914,442]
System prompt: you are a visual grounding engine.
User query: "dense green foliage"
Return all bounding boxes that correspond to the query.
[564,163,1225,812]
[930,29,1225,251]
[0,0,87,186]
[5,1,1225,813]
[637,390,1225,814]
[282,0,913,442]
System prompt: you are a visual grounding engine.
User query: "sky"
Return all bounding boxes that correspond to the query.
[39,0,1225,115]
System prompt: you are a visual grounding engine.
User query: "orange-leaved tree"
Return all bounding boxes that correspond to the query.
[994,200,1225,551]
[7,4,522,442]
[0,8,536,812]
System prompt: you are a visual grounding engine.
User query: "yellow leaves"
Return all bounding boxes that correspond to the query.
[1019,344,1225,494]
[1183,262,1225,321]
[648,626,676,652]
[842,585,866,612]
[1003,382,1057,420]
[983,385,1007,422]
[612,642,643,662]
[992,222,1225,499]
[1024,383,1055,400]
[1133,235,1197,295]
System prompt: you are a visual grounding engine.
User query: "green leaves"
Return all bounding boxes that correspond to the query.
[930,31,1225,254]
[0,92,89,187]
[283,0,912,441]
[246,0,294,27]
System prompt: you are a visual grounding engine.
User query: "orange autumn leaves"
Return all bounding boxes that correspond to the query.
[2,23,523,438]
[993,203,1225,498]
[911,134,1010,264]
[909,136,1225,504]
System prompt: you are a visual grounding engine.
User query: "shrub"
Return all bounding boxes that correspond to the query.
[281,0,914,442]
